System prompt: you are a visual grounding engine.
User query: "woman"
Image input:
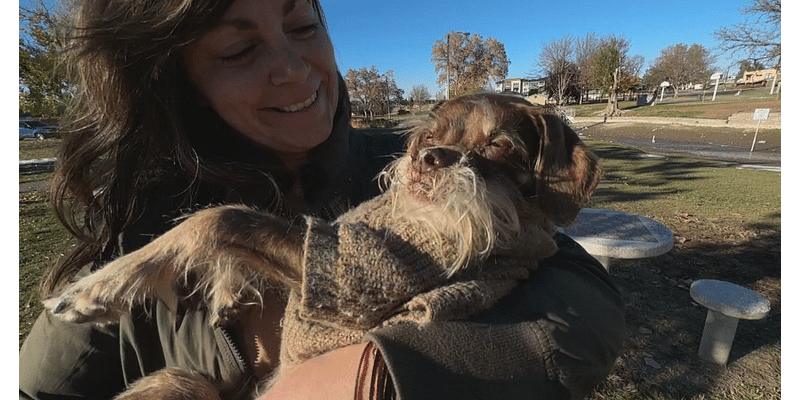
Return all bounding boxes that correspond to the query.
[19,0,626,399]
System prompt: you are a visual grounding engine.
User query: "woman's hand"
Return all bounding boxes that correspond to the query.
[257,342,389,400]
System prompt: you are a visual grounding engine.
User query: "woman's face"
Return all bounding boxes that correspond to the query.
[181,0,338,157]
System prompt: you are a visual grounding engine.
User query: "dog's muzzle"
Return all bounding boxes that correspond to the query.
[417,146,466,172]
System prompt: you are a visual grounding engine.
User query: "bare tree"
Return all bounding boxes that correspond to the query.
[537,35,577,106]
[409,85,431,110]
[714,0,781,66]
[381,70,404,116]
[716,0,780,94]
[431,31,509,98]
[643,44,715,95]
[574,33,602,104]
[589,35,641,117]
[344,66,403,119]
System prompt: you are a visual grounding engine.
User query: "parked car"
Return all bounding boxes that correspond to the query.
[19,120,58,140]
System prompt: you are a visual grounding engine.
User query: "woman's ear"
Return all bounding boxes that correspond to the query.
[528,111,602,227]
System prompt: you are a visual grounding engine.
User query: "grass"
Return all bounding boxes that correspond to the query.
[581,139,780,400]
[18,106,781,398]
[19,190,74,347]
[570,87,781,119]
[19,138,61,160]
[587,141,780,227]
[19,139,69,346]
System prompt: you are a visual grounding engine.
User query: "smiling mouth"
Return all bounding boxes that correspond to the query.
[273,91,318,113]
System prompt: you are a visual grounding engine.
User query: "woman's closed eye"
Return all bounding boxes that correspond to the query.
[218,23,318,65]
[289,23,320,40]
[220,44,257,64]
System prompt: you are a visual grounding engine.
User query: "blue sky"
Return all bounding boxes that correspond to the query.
[322,0,758,95]
[16,0,777,95]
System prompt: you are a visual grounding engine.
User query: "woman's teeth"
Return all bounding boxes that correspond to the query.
[278,91,317,113]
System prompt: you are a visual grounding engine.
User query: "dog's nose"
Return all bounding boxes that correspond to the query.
[420,147,462,171]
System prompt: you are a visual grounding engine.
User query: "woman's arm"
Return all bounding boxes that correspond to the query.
[20,311,128,400]
[255,343,378,400]
[365,233,626,399]
[264,233,625,400]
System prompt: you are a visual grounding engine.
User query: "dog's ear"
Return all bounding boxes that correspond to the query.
[429,99,447,114]
[525,110,602,227]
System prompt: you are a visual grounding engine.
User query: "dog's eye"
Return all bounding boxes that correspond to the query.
[486,139,511,151]
[419,131,437,146]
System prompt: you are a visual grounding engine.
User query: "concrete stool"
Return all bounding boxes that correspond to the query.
[689,279,770,365]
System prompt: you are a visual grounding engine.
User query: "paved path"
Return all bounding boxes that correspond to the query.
[19,159,55,193]
[572,112,781,130]
[19,113,781,194]
[20,181,49,193]
[570,117,781,168]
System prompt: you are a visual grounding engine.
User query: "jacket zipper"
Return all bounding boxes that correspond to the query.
[219,325,250,374]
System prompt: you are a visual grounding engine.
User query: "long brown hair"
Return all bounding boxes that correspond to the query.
[44,0,346,294]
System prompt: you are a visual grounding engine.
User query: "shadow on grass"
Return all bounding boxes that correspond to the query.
[588,143,723,204]
[584,142,781,399]
[598,230,781,398]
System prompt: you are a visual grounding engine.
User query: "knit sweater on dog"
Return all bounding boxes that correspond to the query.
[279,188,559,368]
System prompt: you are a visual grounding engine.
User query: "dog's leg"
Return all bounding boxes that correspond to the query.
[45,205,304,326]
[112,368,222,400]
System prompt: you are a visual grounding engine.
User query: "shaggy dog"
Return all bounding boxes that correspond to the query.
[45,93,602,399]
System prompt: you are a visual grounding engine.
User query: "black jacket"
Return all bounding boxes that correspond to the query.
[20,127,625,400]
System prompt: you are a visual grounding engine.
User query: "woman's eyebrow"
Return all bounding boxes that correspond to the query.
[214,0,303,30]
[283,0,299,15]
[217,18,257,30]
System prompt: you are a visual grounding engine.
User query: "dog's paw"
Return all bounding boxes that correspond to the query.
[206,283,248,326]
[42,258,155,324]
[44,282,123,324]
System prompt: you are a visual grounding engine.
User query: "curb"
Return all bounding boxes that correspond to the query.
[572,115,780,130]
[20,158,56,176]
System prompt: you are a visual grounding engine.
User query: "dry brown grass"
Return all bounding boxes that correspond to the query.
[581,128,780,400]
[18,113,781,398]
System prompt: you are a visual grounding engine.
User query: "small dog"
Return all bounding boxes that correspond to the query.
[45,93,601,399]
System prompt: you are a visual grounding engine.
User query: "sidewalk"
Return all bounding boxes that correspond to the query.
[19,158,55,193]
[572,112,781,130]
[20,181,49,193]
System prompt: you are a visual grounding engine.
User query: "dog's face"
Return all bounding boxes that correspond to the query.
[380,93,601,274]
[401,93,601,227]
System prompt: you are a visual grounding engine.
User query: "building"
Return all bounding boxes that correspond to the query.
[495,78,545,96]
[742,68,779,85]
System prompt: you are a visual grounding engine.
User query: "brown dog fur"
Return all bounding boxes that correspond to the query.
[45,93,601,399]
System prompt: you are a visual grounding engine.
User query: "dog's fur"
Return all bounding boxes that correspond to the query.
[45,93,601,399]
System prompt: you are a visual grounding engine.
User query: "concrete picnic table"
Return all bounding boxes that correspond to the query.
[560,208,674,269]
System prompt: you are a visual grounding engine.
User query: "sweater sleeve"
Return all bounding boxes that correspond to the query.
[299,216,452,330]
[365,233,627,400]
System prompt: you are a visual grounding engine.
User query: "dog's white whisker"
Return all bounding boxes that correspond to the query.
[380,153,528,277]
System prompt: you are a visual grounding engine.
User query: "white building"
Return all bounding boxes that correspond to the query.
[495,78,545,95]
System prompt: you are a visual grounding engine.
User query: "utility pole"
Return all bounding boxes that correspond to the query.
[770,56,780,95]
[446,33,450,100]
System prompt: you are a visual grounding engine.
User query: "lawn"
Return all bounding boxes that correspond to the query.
[583,140,780,400]
[570,87,781,120]
[19,138,61,160]
[18,111,780,398]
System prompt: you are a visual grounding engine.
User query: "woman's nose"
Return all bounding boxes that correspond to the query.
[269,46,310,86]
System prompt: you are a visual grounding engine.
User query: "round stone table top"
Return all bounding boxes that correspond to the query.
[560,208,674,259]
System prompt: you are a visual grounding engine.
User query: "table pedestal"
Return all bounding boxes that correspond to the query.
[698,309,739,365]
